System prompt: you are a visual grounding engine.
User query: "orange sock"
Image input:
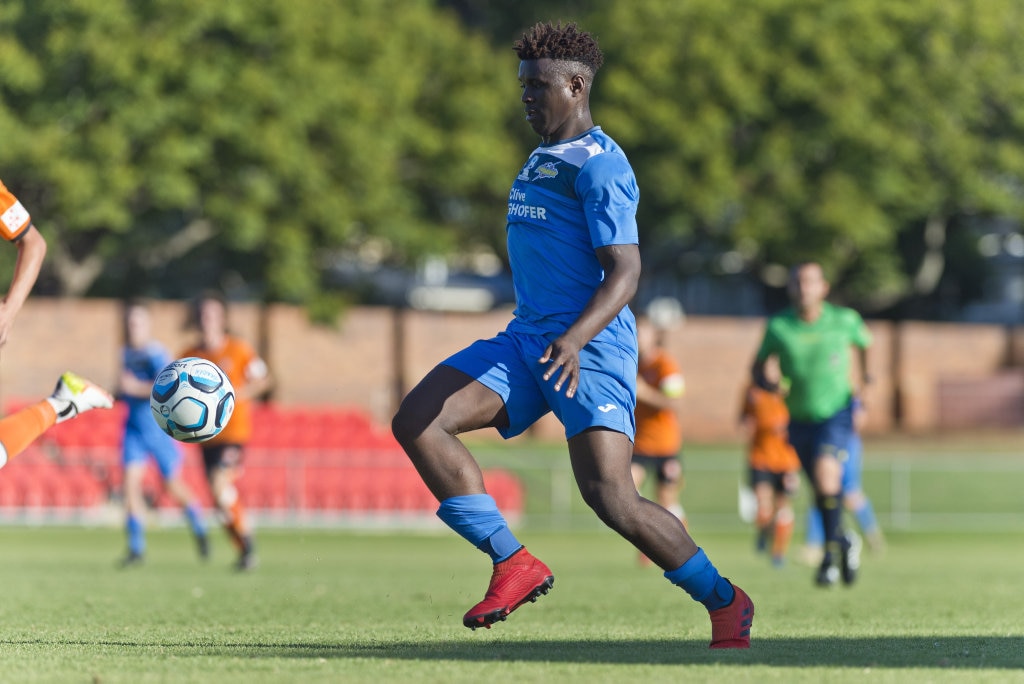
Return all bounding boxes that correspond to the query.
[772,513,795,559]
[0,400,57,462]
[224,499,249,551]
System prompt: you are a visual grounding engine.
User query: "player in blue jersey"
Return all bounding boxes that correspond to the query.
[391,21,752,648]
[116,298,208,566]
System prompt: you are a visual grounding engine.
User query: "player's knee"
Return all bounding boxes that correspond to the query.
[579,482,636,528]
[216,483,238,509]
[391,403,437,447]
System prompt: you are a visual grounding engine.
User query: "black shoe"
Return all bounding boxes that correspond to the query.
[235,552,258,571]
[815,561,838,587]
[119,551,144,568]
[840,532,862,586]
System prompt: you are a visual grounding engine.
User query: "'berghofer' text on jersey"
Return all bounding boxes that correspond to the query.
[506,126,639,348]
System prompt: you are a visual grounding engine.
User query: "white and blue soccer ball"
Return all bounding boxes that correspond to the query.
[151,357,235,443]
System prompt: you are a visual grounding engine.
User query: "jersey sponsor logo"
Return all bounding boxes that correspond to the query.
[597,403,617,413]
[508,202,547,220]
[1,200,30,235]
[508,187,548,220]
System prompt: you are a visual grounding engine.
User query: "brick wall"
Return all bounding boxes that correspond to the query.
[0,298,1018,441]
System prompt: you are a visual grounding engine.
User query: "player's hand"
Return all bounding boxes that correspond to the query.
[539,335,583,397]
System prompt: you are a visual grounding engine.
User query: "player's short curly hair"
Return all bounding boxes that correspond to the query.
[513,21,604,76]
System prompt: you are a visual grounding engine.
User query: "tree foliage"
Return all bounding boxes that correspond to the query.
[588,0,1024,308]
[1,0,1022,317]
[0,0,518,302]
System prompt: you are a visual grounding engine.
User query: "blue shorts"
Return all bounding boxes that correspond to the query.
[123,423,183,479]
[442,330,637,440]
[787,401,856,478]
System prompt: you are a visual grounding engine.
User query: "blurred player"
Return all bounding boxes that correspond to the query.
[116,298,208,566]
[739,357,801,567]
[0,179,113,469]
[391,22,752,648]
[631,314,687,565]
[181,290,272,571]
[752,262,872,587]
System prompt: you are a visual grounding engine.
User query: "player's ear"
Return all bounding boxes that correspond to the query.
[570,73,587,96]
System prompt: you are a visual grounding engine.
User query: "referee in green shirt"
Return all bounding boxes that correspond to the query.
[752,262,872,587]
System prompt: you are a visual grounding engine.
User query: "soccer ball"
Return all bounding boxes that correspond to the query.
[150,357,235,443]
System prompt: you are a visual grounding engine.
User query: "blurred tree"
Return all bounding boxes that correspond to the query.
[589,0,1024,311]
[0,0,518,305]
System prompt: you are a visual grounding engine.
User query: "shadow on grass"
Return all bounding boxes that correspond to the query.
[4,636,1023,669]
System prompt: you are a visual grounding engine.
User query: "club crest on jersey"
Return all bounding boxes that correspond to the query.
[517,156,539,181]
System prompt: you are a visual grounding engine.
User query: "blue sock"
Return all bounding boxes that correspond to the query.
[437,494,523,563]
[805,506,824,546]
[127,514,145,555]
[184,503,206,537]
[664,548,735,611]
[854,499,879,537]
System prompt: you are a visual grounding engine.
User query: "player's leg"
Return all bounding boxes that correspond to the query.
[392,357,549,630]
[769,471,799,566]
[203,445,255,570]
[568,428,752,648]
[751,471,775,554]
[629,458,654,565]
[790,415,848,586]
[121,458,148,566]
[154,437,208,560]
[655,456,686,528]
[842,434,885,551]
[0,372,112,468]
[810,449,844,584]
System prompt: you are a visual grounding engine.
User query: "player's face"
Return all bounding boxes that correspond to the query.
[199,298,226,335]
[519,58,580,142]
[125,306,151,348]
[788,264,829,309]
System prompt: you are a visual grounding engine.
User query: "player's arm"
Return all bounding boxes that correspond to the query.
[637,362,685,411]
[118,370,152,399]
[750,355,778,393]
[539,242,640,398]
[0,224,46,347]
[240,356,273,401]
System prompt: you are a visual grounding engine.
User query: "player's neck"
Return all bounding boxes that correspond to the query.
[202,331,226,351]
[798,302,824,322]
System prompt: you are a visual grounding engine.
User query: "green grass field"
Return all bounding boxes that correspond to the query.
[1,525,1022,684]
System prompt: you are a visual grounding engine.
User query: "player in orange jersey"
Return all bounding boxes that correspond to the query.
[739,356,801,567]
[181,290,272,571]
[631,315,687,566]
[0,179,113,470]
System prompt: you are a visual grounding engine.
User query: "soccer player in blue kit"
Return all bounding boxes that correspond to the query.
[391,21,753,648]
[117,298,208,566]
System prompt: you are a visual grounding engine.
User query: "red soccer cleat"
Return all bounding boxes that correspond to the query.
[463,547,554,630]
[708,582,754,649]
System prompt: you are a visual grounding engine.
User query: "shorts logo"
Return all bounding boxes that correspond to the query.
[597,403,617,413]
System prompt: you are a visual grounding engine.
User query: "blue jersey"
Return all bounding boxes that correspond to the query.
[506,127,639,349]
[121,342,171,431]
